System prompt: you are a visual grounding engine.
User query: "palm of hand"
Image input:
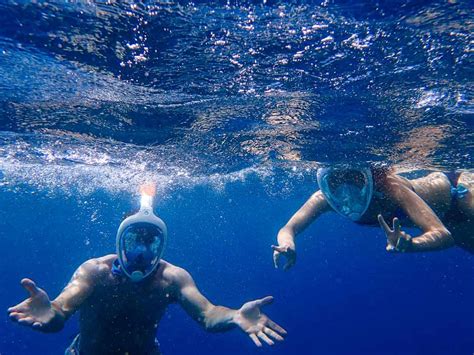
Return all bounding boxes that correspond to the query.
[238,301,268,333]
[235,296,287,347]
[8,279,54,327]
[20,292,53,322]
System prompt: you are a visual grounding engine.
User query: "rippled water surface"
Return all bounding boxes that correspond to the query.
[0,0,473,195]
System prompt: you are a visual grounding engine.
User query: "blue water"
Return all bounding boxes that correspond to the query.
[0,1,473,354]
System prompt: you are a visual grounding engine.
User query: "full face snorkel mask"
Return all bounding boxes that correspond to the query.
[116,191,167,282]
[317,167,374,221]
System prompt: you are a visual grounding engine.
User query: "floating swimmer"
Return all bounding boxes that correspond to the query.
[273,166,474,269]
[8,184,287,354]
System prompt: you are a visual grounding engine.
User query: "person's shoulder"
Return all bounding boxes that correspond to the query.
[159,260,193,286]
[84,254,115,267]
[79,254,115,279]
[381,173,412,191]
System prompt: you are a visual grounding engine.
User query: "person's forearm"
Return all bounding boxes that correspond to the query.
[410,229,455,252]
[202,305,237,332]
[278,191,329,245]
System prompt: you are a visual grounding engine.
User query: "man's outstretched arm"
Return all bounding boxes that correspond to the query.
[8,259,101,332]
[172,266,287,347]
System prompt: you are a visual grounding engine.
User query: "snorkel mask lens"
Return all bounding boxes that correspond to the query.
[116,186,168,282]
[317,167,374,221]
[119,223,164,282]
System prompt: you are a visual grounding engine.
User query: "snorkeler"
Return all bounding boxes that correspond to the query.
[273,166,474,269]
[8,187,287,354]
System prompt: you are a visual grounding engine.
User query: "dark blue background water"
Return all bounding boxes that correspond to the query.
[0,0,473,354]
[1,183,473,354]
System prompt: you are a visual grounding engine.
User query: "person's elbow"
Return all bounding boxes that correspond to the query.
[437,227,455,249]
[415,227,454,251]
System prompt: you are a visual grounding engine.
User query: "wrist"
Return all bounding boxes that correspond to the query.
[51,301,66,319]
[395,234,413,252]
[231,308,241,326]
[283,239,295,250]
[203,306,238,332]
[42,301,66,333]
[278,234,295,248]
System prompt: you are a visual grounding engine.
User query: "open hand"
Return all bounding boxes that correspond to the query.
[378,215,412,252]
[8,279,55,330]
[234,296,287,347]
[272,243,296,270]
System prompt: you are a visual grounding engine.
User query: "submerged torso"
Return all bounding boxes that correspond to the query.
[78,257,175,355]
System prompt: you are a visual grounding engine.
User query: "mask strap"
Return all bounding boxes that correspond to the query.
[112,258,123,276]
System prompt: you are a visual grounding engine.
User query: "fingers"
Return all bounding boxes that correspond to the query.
[263,327,284,341]
[393,218,401,233]
[273,250,280,269]
[267,319,287,336]
[271,245,286,253]
[257,296,274,307]
[283,258,295,271]
[18,317,34,326]
[396,233,412,251]
[9,312,36,328]
[9,311,24,322]
[257,331,274,346]
[21,278,39,297]
[273,245,296,270]
[9,309,42,330]
[249,333,262,347]
[8,304,26,313]
[250,328,285,347]
[377,215,392,234]
[272,245,283,269]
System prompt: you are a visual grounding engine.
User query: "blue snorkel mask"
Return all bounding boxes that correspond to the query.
[317,167,374,221]
[116,193,167,282]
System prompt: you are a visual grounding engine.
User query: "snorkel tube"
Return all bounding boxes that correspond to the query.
[116,184,168,282]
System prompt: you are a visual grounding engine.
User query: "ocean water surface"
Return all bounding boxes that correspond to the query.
[0,0,473,354]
